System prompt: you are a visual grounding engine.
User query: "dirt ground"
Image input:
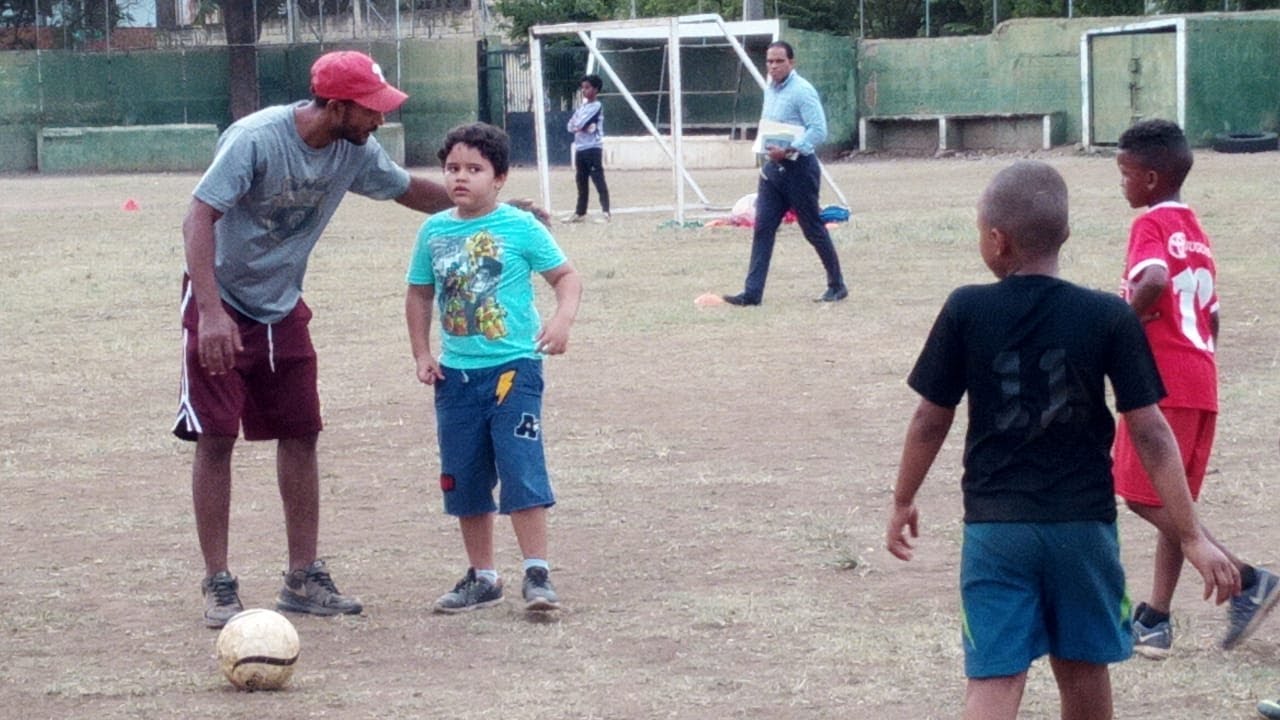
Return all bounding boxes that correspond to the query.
[3,150,1280,719]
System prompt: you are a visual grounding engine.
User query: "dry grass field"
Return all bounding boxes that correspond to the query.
[2,149,1279,719]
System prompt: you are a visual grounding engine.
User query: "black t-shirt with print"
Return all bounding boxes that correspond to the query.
[909,274,1165,524]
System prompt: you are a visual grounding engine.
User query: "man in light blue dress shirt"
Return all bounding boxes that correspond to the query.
[724,41,847,306]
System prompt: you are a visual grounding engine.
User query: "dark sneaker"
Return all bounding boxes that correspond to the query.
[522,567,561,612]
[722,293,761,307]
[1223,567,1280,649]
[815,285,849,302]
[1258,697,1280,719]
[276,559,363,617]
[1131,603,1173,660]
[201,570,243,629]
[434,568,504,614]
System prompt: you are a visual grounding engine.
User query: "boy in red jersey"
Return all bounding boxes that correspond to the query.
[1112,119,1280,658]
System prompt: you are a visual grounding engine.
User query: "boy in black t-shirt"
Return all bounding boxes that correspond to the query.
[884,160,1239,720]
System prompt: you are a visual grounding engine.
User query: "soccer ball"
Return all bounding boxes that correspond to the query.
[216,608,300,691]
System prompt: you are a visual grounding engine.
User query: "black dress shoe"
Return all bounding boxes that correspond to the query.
[722,293,761,306]
[815,286,849,302]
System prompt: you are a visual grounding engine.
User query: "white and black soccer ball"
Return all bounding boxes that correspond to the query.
[216,608,300,691]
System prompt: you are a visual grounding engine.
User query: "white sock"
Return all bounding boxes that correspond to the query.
[523,558,549,573]
[475,568,499,585]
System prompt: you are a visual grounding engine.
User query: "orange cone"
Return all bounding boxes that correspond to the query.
[122,198,140,211]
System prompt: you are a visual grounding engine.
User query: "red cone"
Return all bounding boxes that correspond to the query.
[122,198,140,211]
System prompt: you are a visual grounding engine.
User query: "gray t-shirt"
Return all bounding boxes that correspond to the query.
[192,102,411,323]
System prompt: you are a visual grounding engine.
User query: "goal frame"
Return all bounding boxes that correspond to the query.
[528,13,848,223]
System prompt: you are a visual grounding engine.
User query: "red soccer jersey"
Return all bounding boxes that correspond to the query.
[1122,202,1218,411]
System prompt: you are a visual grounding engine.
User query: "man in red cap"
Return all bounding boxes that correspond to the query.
[174,50,460,628]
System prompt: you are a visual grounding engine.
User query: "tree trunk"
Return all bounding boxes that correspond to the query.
[742,0,765,21]
[223,2,260,121]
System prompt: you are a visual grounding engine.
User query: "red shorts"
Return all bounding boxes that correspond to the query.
[1113,406,1215,507]
[172,280,322,442]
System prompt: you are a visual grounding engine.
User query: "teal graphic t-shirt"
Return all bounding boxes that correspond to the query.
[406,203,567,369]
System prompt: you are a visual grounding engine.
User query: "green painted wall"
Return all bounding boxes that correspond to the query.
[254,40,478,165]
[38,123,219,172]
[1184,14,1280,141]
[398,40,479,166]
[787,28,857,152]
[858,12,1280,147]
[0,38,478,172]
[3,16,1277,169]
[860,18,1098,144]
[0,51,42,170]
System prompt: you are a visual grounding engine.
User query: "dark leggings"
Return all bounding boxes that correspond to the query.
[574,147,610,215]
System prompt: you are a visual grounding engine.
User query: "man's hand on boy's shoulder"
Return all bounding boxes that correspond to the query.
[505,198,551,227]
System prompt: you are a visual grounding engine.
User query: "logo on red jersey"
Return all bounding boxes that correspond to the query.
[1167,231,1187,260]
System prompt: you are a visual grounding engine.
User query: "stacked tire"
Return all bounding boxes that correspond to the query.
[1211,132,1279,153]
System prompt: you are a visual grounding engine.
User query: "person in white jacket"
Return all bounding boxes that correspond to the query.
[566,74,610,222]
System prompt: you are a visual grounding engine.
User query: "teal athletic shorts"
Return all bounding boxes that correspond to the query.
[960,521,1132,678]
[433,358,555,517]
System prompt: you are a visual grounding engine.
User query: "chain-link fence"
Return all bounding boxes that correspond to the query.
[0,1,498,52]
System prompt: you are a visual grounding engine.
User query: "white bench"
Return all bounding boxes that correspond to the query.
[859,112,1063,153]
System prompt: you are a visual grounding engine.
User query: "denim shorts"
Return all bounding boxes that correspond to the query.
[433,358,555,517]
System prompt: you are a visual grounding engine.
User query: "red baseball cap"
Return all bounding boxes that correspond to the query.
[310,51,408,113]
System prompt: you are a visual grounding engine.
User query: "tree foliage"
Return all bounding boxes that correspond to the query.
[773,0,857,34]
[1155,0,1277,9]
[489,0,1280,42]
[493,0,613,40]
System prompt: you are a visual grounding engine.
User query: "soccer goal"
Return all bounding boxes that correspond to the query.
[528,13,849,223]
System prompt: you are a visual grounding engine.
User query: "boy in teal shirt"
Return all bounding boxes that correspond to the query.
[406,123,582,613]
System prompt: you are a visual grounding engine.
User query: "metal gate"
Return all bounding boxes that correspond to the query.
[481,43,587,166]
[1084,22,1181,146]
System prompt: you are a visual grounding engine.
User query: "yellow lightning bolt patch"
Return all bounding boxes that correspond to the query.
[495,370,516,405]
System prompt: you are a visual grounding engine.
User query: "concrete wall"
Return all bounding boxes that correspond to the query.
[604,135,756,169]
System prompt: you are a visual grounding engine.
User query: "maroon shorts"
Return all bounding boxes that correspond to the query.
[1113,406,1215,507]
[172,281,322,442]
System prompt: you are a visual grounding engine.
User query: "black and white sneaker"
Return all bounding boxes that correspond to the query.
[276,559,363,617]
[201,570,243,629]
[522,567,561,612]
[1223,567,1280,649]
[434,568,504,614]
